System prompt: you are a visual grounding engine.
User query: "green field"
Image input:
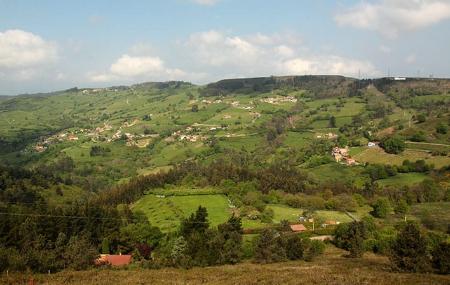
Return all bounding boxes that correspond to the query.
[267,204,357,224]
[132,190,232,232]
[354,147,450,168]
[376,173,428,187]
[409,202,450,232]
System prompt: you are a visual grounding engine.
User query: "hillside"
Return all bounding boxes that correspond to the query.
[0,76,448,189]
[0,75,449,278]
[3,246,449,285]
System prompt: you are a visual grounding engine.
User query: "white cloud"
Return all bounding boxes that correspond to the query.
[110,55,165,77]
[89,54,188,83]
[379,45,392,53]
[335,0,450,38]
[405,53,417,63]
[191,0,219,6]
[280,56,380,77]
[0,29,57,69]
[183,30,380,80]
[275,45,296,58]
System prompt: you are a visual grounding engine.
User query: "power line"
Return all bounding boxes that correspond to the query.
[0,212,128,221]
[0,212,213,223]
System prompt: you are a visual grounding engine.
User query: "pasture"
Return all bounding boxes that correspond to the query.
[132,191,232,232]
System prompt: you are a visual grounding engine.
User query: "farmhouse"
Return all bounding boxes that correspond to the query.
[34,145,47,152]
[331,146,348,162]
[96,254,132,267]
[367,141,379,147]
[290,224,307,232]
[331,146,358,165]
[67,134,78,141]
[322,220,340,228]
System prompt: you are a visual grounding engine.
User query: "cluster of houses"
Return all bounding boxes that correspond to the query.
[316,132,338,139]
[81,88,120,95]
[34,130,85,152]
[331,146,357,166]
[200,99,223,104]
[260,96,297,104]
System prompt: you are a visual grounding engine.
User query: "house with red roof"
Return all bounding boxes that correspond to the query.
[96,254,132,266]
[289,224,307,232]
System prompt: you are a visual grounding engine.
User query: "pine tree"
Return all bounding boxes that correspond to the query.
[431,242,450,274]
[390,222,431,272]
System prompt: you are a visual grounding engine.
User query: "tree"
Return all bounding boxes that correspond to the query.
[304,239,325,261]
[329,116,336,128]
[170,236,191,268]
[284,234,305,260]
[64,235,98,270]
[191,104,199,112]
[381,136,405,154]
[371,197,390,218]
[436,123,448,134]
[334,221,367,257]
[390,222,431,272]
[253,229,286,263]
[431,242,450,274]
[119,222,163,258]
[416,114,426,123]
[394,200,409,217]
[216,215,243,264]
[101,237,110,254]
[180,206,209,237]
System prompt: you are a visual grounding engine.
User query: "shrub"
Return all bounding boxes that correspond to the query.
[380,136,405,154]
[431,242,450,274]
[389,222,431,272]
[371,197,390,218]
[253,229,286,263]
[304,240,325,261]
[334,221,368,258]
[436,123,448,134]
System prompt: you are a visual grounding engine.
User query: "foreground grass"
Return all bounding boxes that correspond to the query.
[2,247,449,285]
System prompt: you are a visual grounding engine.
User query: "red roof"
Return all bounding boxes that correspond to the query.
[290,224,307,232]
[97,254,132,266]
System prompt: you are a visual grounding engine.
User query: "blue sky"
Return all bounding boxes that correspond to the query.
[1,0,450,94]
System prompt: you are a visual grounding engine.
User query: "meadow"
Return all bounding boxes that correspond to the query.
[132,191,231,232]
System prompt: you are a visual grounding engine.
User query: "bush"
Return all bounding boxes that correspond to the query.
[284,234,305,260]
[436,123,448,134]
[334,221,368,258]
[304,240,325,261]
[410,132,426,142]
[253,229,286,263]
[431,242,450,274]
[371,197,390,218]
[381,136,405,154]
[389,222,431,272]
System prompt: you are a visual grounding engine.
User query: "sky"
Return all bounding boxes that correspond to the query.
[1,0,450,94]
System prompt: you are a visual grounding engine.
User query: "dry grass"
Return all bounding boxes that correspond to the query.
[2,247,449,285]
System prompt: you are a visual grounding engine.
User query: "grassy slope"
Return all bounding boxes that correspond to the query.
[5,246,449,285]
[376,173,428,187]
[354,147,450,168]
[132,192,231,232]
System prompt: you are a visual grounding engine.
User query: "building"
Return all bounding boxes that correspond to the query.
[96,254,132,266]
[290,224,307,232]
[344,157,357,166]
[322,220,340,228]
[368,142,376,147]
